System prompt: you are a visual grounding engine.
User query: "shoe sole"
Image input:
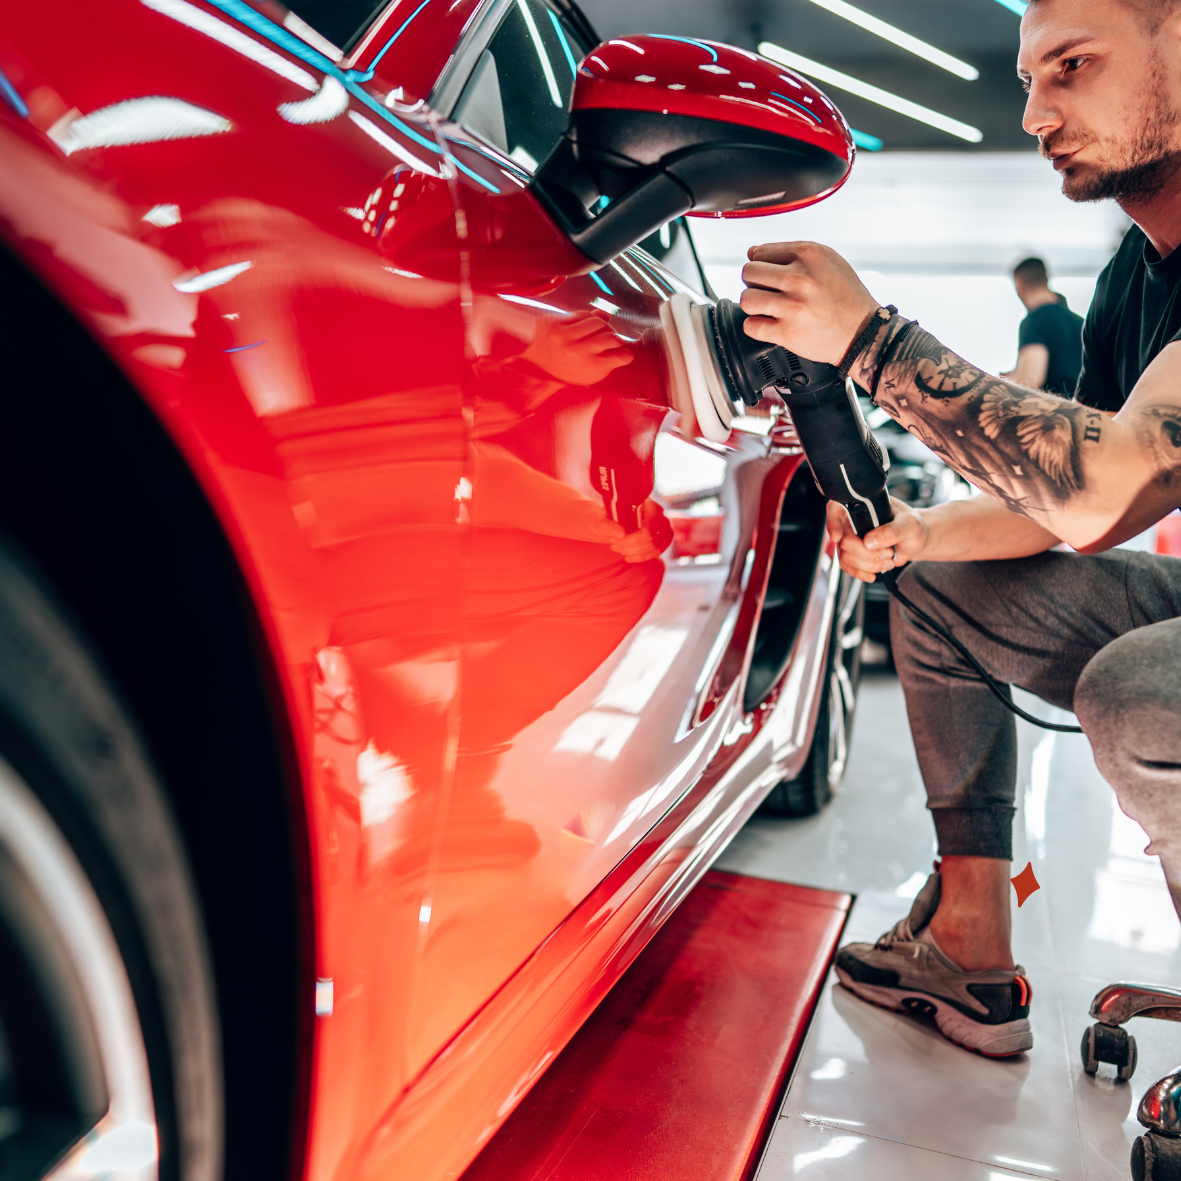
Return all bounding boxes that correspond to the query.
[835,968,1033,1058]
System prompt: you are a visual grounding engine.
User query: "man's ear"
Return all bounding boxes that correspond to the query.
[1163,3,1181,54]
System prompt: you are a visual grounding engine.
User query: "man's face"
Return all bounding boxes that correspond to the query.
[1019,0,1181,204]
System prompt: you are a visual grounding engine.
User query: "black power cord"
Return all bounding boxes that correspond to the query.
[878,570,1085,735]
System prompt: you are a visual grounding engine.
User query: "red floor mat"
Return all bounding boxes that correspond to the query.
[462,870,851,1181]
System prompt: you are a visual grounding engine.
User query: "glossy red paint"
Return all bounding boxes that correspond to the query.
[463,871,850,1181]
[1157,510,1181,557]
[573,34,854,215]
[351,0,484,104]
[0,3,856,1181]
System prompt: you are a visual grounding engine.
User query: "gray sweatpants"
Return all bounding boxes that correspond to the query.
[890,549,1181,913]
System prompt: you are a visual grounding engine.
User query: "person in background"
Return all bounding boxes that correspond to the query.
[1004,256,1084,393]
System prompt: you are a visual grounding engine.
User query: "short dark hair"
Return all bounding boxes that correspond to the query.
[1028,0,1181,32]
[1013,256,1049,286]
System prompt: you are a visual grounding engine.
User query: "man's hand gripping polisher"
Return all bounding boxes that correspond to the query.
[661,292,892,537]
[660,293,1085,735]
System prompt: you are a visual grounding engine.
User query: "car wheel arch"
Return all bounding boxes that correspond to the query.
[0,239,314,1181]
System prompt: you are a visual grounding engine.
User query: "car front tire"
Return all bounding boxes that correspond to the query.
[0,537,222,1181]
[759,575,864,818]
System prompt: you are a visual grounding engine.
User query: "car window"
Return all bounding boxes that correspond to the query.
[452,0,588,172]
[281,0,390,53]
[636,219,713,298]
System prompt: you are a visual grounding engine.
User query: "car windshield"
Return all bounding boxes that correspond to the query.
[636,219,712,297]
[452,0,588,173]
[282,0,389,54]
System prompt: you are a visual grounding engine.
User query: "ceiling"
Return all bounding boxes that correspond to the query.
[575,0,1033,152]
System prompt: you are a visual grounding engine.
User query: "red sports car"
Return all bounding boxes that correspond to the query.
[0,5,859,1180]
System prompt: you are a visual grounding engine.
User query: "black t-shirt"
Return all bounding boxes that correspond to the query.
[1018,300,1083,395]
[1076,226,1181,411]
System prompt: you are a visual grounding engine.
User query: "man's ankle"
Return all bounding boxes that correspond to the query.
[926,855,1016,972]
[927,912,1015,972]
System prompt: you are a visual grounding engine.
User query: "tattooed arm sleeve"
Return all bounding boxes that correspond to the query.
[849,319,1108,520]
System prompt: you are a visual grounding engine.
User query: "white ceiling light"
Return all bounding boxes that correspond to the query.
[801,0,978,80]
[759,42,983,143]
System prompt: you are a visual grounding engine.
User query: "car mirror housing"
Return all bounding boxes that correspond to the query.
[531,35,855,265]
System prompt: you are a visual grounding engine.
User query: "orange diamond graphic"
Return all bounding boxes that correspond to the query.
[1010,861,1041,908]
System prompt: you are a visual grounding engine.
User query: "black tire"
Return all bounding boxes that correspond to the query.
[760,575,865,817]
[0,538,221,1181]
[1133,1132,1181,1181]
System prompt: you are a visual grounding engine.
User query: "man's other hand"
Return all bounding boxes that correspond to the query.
[826,498,929,583]
[740,242,879,364]
[610,499,673,563]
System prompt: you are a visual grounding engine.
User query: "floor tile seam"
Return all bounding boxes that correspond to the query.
[1043,965,1092,1181]
[781,1115,1067,1179]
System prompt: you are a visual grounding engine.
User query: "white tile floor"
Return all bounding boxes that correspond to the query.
[717,670,1181,1181]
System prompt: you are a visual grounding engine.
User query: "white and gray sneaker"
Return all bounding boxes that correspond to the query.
[835,870,1033,1058]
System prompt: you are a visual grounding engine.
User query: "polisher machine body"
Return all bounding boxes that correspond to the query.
[662,293,893,537]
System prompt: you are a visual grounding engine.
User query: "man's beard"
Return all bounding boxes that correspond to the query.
[1041,66,1181,204]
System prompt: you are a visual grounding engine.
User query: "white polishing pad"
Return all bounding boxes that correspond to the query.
[689,299,744,424]
[659,298,699,439]
[667,293,732,443]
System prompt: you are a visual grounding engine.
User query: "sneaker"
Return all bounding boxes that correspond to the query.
[835,870,1033,1058]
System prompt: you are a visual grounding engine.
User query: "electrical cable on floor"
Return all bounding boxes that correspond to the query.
[878,569,1085,735]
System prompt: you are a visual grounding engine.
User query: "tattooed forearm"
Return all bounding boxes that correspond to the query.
[851,319,1104,518]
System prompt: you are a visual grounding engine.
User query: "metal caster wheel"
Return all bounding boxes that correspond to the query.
[1132,1132,1181,1180]
[1082,1022,1138,1081]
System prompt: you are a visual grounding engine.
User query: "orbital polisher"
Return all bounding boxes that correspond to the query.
[661,292,892,535]
[660,292,1082,735]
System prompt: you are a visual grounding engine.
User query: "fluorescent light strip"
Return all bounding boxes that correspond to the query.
[758,42,982,143]
[516,0,562,107]
[802,0,977,80]
[994,0,1028,14]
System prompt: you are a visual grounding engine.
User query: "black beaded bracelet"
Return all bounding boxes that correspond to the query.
[869,317,916,404]
[837,304,897,379]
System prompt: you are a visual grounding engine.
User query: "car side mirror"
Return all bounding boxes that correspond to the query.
[532,35,854,265]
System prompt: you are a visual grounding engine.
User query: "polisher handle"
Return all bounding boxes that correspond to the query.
[702,298,893,536]
[843,488,894,538]
[776,358,894,539]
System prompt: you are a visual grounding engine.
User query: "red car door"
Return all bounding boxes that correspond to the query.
[353,0,798,1077]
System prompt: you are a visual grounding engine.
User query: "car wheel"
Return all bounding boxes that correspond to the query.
[0,538,221,1181]
[760,575,864,818]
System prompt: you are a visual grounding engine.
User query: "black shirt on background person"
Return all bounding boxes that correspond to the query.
[1007,256,1084,397]
[1018,299,1084,396]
